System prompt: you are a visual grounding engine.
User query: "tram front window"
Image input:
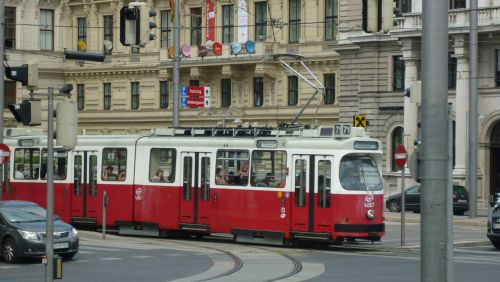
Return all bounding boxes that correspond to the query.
[340,156,382,191]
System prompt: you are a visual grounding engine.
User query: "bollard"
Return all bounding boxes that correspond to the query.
[42,255,62,279]
[102,191,108,239]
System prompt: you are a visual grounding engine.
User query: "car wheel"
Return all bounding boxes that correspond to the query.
[61,252,76,261]
[2,238,17,264]
[388,200,400,212]
[491,239,500,250]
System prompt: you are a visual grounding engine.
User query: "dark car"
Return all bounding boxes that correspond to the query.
[0,201,79,263]
[487,198,500,250]
[385,185,469,215]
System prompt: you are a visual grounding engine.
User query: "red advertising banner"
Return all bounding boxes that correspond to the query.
[206,0,216,42]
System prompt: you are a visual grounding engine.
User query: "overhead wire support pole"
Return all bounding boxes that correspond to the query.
[421,0,450,281]
[468,0,478,218]
[172,0,180,127]
[46,87,55,282]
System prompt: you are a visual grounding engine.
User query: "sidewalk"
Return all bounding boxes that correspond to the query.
[383,209,489,227]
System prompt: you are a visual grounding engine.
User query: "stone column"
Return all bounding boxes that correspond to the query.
[453,43,469,175]
[403,58,418,150]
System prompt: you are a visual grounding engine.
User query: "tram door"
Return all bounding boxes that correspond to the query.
[71,151,99,221]
[180,152,212,225]
[291,155,334,233]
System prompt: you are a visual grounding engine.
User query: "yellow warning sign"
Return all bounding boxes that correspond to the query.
[353,114,367,128]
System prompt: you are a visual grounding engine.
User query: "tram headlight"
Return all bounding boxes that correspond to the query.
[366,209,375,220]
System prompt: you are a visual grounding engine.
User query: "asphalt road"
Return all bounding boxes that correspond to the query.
[0,221,497,282]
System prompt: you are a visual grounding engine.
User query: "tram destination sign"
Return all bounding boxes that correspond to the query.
[181,86,211,108]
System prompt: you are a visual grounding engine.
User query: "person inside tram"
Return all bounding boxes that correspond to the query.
[102,165,116,181]
[118,170,126,181]
[238,161,249,177]
[15,164,25,179]
[152,169,164,182]
[56,168,66,180]
[216,166,226,185]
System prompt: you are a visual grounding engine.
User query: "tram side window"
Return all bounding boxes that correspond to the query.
[3,161,10,193]
[14,148,40,180]
[251,150,287,188]
[318,160,332,208]
[41,149,68,180]
[215,150,249,186]
[294,159,307,207]
[149,148,176,183]
[102,148,127,181]
[339,156,382,191]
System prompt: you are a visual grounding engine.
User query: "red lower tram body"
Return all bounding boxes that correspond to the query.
[3,182,384,244]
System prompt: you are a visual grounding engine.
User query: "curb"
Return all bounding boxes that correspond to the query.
[384,217,487,227]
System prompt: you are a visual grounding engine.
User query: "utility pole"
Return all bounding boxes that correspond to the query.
[468,0,478,218]
[421,0,450,281]
[0,0,5,201]
[172,0,180,127]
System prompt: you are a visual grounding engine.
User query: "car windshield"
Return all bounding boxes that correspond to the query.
[340,155,383,191]
[0,205,47,223]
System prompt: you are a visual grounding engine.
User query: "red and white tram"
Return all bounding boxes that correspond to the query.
[2,125,385,244]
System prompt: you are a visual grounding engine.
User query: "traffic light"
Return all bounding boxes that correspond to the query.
[64,50,106,62]
[139,6,157,46]
[55,101,78,150]
[7,99,41,126]
[5,62,39,90]
[362,0,394,33]
[120,5,140,46]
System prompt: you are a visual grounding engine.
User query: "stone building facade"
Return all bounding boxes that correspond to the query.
[338,0,500,208]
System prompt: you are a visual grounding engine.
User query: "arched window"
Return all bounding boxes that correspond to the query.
[391,127,404,171]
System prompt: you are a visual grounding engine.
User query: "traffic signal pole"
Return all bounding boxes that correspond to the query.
[45,87,55,282]
[0,0,5,201]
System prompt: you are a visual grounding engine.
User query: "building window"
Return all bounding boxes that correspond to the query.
[221,79,231,107]
[448,53,457,89]
[324,74,335,104]
[4,81,16,108]
[160,10,172,48]
[325,0,338,41]
[289,0,301,43]
[395,0,412,15]
[5,7,15,48]
[288,76,298,105]
[391,126,404,171]
[255,2,267,41]
[103,15,113,43]
[131,82,140,109]
[450,0,466,9]
[77,17,87,44]
[190,8,202,46]
[104,83,111,110]
[189,80,200,86]
[222,5,234,43]
[254,77,264,107]
[40,10,54,50]
[77,84,85,111]
[496,49,500,87]
[160,81,169,109]
[393,56,405,91]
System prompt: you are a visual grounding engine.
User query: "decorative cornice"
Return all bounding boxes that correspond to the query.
[64,69,159,78]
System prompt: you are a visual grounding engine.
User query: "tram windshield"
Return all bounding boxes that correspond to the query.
[339,155,382,191]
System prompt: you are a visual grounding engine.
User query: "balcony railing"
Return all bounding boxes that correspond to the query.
[394,6,500,31]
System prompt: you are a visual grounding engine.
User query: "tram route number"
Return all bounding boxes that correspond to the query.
[334,124,351,136]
